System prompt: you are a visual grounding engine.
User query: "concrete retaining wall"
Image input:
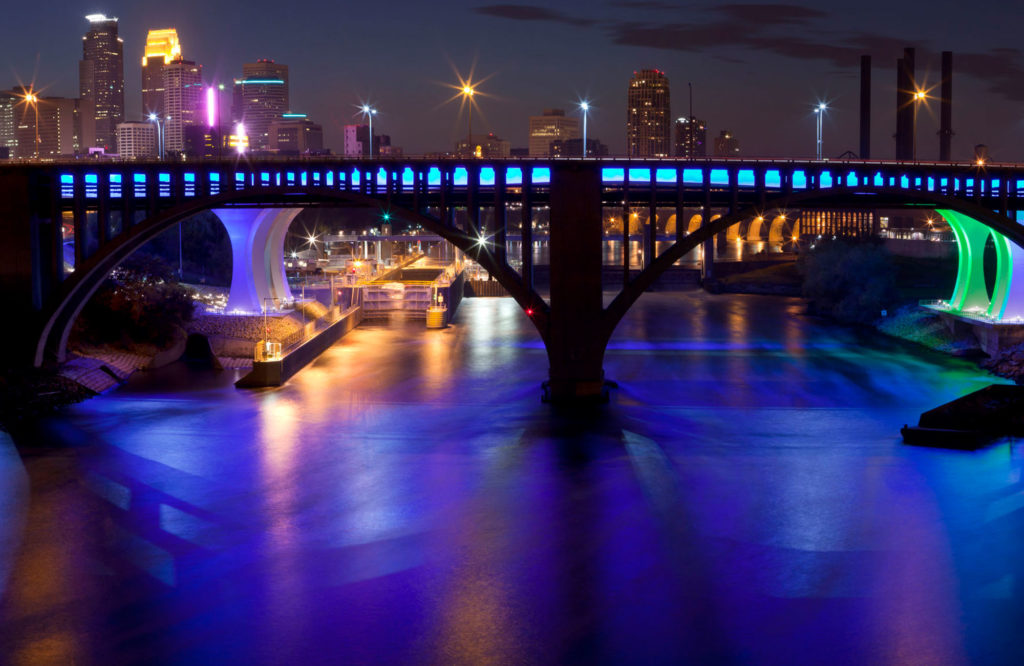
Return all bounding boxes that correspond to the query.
[236,306,363,388]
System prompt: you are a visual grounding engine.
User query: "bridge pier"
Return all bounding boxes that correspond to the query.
[544,163,608,402]
[213,208,301,313]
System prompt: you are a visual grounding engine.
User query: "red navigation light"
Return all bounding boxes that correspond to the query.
[525,308,534,316]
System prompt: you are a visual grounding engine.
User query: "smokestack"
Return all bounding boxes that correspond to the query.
[940,51,953,161]
[896,48,916,160]
[895,57,905,159]
[860,55,871,159]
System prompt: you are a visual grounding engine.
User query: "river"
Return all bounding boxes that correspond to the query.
[1,292,1022,664]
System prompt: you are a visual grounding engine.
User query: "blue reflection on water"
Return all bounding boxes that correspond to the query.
[2,294,1022,664]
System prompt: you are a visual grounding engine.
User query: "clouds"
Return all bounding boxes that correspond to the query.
[473,2,1024,101]
[475,4,596,26]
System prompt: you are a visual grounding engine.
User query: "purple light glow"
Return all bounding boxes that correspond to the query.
[207,86,217,128]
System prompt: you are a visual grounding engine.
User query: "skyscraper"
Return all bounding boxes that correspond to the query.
[79,14,124,153]
[232,59,289,150]
[627,69,671,157]
[141,28,182,117]
[674,116,706,157]
[0,92,16,158]
[162,58,203,154]
[528,109,579,156]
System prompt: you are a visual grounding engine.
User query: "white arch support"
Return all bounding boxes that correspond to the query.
[214,208,303,313]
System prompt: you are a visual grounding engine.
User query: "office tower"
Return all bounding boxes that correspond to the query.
[141,28,182,117]
[627,69,671,157]
[528,109,579,156]
[232,59,289,150]
[0,92,16,157]
[674,116,706,157]
[12,92,80,158]
[162,58,203,154]
[713,130,739,157]
[79,14,124,153]
[268,114,324,155]
[116,121,158,158]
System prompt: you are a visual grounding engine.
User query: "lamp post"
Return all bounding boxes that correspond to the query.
[360,104,377,158]
[147,113,165,159]
[814,102,827,160]
[461,85,475,156]
[23,92,40,159]
[912,90,926,161]
[579,101,590,157]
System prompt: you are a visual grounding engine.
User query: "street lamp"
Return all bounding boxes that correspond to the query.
[461,85,475,156]
[22,91,40,159]
[814,102,827,160]
[360,104,377,158]
[913,90,926,161]
[579,100,590,157]
[147,112,166,159]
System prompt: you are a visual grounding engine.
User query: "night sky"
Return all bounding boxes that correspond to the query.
[4,1,1022,160]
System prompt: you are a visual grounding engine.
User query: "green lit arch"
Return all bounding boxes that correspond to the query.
[938,209,1024,320]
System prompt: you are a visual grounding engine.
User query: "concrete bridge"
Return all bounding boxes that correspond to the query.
[3,156,1024,401]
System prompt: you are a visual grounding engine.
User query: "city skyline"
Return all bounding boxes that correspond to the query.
[1,2,1023,159]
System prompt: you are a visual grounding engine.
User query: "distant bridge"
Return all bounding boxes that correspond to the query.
[3,156,1024,401]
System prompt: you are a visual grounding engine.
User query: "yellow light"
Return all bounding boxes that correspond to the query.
[976,158,985,166]
[142,28,181,66]
[24,93,37,104]
[463,86,474,96]
[914,90,926,101]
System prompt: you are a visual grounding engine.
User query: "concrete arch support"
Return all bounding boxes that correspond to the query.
[214,207,302,313]
[938,209,1024,320]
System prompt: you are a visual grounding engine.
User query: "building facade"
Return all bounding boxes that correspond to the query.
[141,28,182,117]
[116,121,158,158]
[162,58,203,154]
[713,130,740,157]
[232,59,289,150]
[627,69,671,157]
[79,14,124,153]
[455,133,510,158]
[550,137,608,158]
[528,109,579,156]
[268,115,323,155]
[0,92,16,158]
[13,93,79,158]
[674,116,706,157]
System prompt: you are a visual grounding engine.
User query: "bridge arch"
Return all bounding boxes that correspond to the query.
[768,215,792,244]
[747,216,766,242]
[35,187,547,366]
[604,186,1024,343]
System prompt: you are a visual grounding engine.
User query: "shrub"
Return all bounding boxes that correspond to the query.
[798,238,896,325]
[71,252,196,349]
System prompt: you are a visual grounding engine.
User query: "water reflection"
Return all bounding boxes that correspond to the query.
[513,240,791,267]
[1,294,1022,663]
